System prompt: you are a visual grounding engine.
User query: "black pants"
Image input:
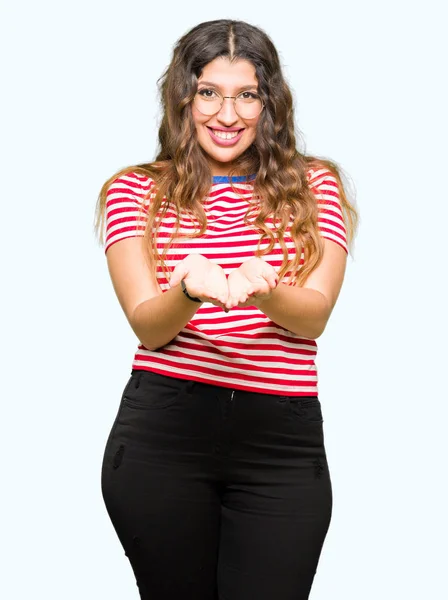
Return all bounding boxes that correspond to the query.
[101,369,333,600]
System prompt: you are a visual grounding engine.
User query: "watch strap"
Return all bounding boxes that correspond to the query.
[181,279,202,303]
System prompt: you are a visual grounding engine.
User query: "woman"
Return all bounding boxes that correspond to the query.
[94,18,358,600]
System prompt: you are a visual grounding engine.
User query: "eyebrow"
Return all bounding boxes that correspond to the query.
[198,80,258,92]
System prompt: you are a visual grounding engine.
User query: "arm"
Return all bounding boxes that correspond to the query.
[106,238,229,352]
[257,239,348,339]
[106,237,203,351]
[132,251,232,351]
[131,287,204,351]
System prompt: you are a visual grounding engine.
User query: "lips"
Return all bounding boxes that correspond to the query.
[206,126,245,146]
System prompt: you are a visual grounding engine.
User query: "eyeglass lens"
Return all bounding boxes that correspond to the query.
[194,90,263,119]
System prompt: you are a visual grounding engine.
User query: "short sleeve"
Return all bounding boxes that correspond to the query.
[308,168,348,254]
[104,171,154,253]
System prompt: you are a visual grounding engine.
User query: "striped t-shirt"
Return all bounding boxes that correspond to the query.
[105,168,348,396]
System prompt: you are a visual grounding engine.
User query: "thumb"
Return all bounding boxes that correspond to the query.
[169,263,189,288]
[263,266,279,289]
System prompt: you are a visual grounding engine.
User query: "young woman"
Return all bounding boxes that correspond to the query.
[94,18,358,600]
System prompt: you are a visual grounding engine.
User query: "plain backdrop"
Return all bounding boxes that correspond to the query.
[1,0,447,598]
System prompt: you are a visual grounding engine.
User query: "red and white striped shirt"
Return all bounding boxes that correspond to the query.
[105,168,348,396]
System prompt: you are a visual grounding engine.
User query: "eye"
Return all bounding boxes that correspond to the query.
[197,88,219,99]
[238,91,259,100]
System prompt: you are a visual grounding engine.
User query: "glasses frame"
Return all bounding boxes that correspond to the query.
[193,90,265,120]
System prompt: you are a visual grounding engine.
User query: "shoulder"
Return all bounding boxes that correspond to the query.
[306,167,338,191]
[306,167,342,208]
[104,171,155,252]
[106,170,156,201]
[306,167,348,252]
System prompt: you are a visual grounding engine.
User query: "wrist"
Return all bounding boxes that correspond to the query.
[181,279,202,303]
[254,282,281,308]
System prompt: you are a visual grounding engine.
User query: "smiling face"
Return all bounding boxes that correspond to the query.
[192,57,261,176]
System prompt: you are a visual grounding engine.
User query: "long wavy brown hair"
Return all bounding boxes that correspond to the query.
[94,19,358,286]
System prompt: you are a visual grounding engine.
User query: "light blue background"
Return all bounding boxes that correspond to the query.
[1,0,447,598]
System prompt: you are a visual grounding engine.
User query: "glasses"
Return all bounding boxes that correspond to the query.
[194,88,264,120]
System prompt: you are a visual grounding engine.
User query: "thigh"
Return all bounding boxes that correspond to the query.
[217,394,333,600]
[101,370,222,600]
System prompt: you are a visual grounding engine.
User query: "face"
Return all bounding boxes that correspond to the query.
[192,57,261,176]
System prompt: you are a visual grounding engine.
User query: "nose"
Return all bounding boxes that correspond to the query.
[216,97,240,126]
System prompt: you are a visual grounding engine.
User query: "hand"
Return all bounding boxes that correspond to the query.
[169,254,229,309]
[225,257,279,310]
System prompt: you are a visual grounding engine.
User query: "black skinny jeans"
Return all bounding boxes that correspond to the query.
[101,369,333,600]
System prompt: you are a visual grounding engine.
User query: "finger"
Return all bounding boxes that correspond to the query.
[259,263,277,285]
[224,294,238,311]
[212,276,230,303]
[205,271,227,298]
[267,273,279,288]
[218,287,230,304]
[205,286,228,305]
[169,264,189,288]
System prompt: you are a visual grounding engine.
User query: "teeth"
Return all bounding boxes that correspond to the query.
[212,129,241,140]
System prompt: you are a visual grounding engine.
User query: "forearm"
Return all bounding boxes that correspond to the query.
[130,284,203,351]
[257,283,331,339]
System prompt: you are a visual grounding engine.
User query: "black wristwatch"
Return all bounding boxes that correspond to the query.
[181,279,202,303]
